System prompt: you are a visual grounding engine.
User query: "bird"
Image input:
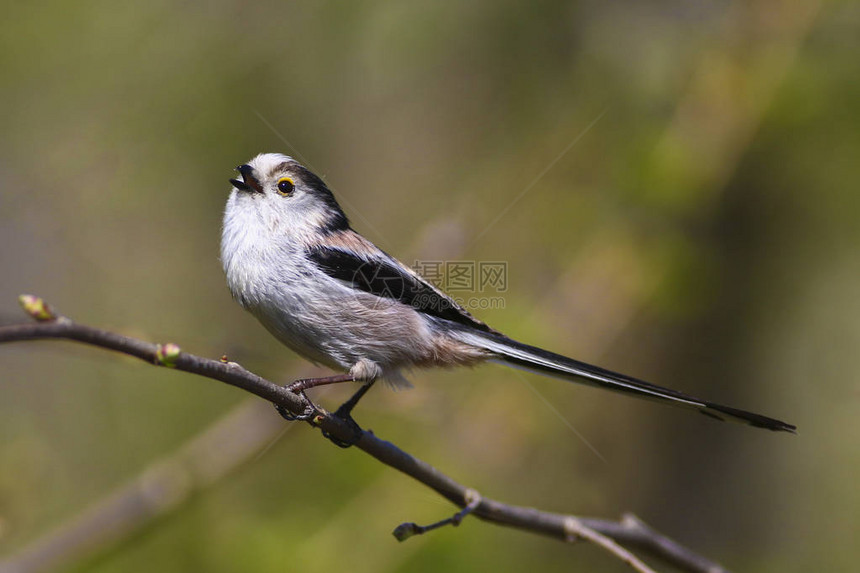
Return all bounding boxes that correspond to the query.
[220,152,795,435]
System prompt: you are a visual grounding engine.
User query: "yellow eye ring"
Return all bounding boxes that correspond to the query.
[276,178,295,196]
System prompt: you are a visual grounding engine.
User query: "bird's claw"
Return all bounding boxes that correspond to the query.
[275,378,368,447]
[275,388,316,422]
[321,412,364,448]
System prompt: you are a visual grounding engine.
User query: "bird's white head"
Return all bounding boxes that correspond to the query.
[224,153,349,243]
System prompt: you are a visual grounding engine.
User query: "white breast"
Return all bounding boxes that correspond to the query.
[220,190,465,384]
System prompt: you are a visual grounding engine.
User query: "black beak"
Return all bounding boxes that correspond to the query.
[230,164,263,193]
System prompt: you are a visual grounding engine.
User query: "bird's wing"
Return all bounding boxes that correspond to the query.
[306,242,495,334]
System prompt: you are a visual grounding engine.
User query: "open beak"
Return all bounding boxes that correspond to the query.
[230,164,263,193]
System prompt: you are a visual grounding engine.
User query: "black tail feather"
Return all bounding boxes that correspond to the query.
[701,403,796,433]
[454,329,796,433]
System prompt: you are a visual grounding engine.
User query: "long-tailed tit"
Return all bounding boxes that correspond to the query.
[221,153,795,434]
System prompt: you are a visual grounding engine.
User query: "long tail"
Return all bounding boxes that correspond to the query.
[452,329,795,433]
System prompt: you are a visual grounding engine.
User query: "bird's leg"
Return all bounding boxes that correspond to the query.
[334,379,376,420]
[276,373,355,422]
[287,373,356,393]
[322,380,377,448]
[276,374,374,448]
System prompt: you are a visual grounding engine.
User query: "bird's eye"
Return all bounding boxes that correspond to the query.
[276,178,295,196]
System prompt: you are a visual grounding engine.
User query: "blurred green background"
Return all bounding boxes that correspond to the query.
[1,0,857,571]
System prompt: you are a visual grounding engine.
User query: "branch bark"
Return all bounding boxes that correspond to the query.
[0,297,727,573]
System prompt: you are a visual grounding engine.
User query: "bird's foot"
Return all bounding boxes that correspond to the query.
[275,374,356,422]
[275,388,316,422]
[275,376,373,447]
[321,412,364,448]
[319,381,376,448]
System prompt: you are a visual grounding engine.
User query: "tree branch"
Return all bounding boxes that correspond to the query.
[0,297,727,573]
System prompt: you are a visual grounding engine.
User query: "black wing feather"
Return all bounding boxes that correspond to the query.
[307,246,493,333]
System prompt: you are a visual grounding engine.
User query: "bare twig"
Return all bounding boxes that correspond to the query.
[0,297,726,573]
[564,517,658,573]
[393,488,482,541]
